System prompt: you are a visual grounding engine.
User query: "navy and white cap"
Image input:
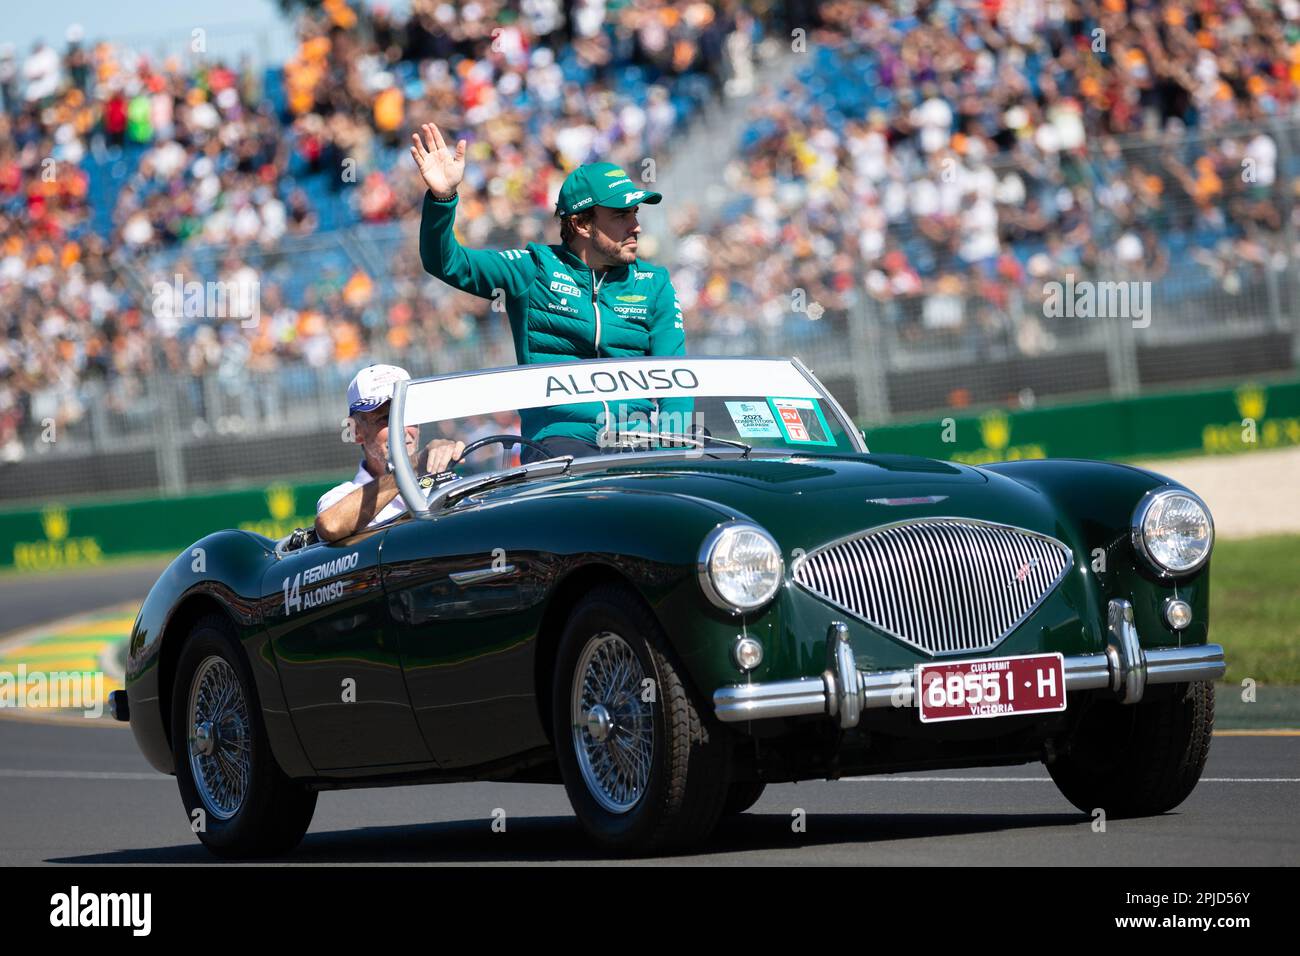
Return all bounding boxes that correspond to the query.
[347,364,411,414]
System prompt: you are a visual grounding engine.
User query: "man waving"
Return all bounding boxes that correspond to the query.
[410,123,689,461]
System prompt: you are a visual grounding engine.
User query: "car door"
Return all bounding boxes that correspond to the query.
[264,525,435,771]
[381,504,552,769]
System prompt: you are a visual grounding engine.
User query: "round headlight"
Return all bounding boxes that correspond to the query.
[699,524,783,613]
[1132,490,1214,576]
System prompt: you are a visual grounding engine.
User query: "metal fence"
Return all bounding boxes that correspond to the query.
[4,119,1299,503]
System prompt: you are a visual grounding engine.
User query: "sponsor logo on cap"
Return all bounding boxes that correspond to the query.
[570,196,595,210]
[348,364,410,412]
[605,169,628,177]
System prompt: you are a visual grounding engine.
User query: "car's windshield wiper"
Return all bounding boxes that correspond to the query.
[430,456,573,511]
[603,430,752,457]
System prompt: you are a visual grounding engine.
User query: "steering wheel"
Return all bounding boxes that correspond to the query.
[450,434,554,466]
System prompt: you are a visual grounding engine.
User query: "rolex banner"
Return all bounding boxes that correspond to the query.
[0,481,337,573]
[866,379,1300,464]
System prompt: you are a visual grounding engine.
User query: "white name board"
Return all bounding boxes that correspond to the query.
[401,358,821,426]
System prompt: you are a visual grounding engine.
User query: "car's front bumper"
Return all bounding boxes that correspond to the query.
[714,599,1226,728]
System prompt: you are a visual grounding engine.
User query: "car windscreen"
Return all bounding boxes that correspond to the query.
[388,357,865,512]
[421,391,857,477]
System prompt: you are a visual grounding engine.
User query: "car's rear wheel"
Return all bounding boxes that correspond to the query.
[553,584,731,853]
[1047,681,1214,818]
[722,781,767,816]
[171,614,317,857]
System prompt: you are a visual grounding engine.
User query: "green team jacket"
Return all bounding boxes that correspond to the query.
[418,191,690,444]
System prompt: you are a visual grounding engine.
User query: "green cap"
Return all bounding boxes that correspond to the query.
[555,162,663,216]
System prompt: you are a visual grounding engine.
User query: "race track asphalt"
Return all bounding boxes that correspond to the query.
[0,557,168,634]
[1,563,1295,866]
[0,719,1295,865]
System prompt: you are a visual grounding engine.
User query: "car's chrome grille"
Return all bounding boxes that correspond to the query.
[792,519,1072,655]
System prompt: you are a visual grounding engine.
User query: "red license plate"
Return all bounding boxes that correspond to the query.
[916,653,1066,723]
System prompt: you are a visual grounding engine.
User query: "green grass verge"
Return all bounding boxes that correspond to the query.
[1211,534,1300,685]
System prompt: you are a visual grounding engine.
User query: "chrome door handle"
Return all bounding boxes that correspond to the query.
[449,565,515,586]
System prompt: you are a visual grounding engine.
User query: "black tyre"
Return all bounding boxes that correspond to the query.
[170,614,317,858]
[1047,681,1214,818]
[722,781,767,816]
[553,583,732,853]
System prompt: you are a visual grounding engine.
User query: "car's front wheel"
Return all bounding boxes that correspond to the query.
[553,584,732,853]
[1047,681,1214,818]
[170,614,317,857]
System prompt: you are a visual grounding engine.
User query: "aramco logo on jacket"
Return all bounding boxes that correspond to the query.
[951,411,1046,465]
[12,505,103,571]
[238,484,314,540]
[1203,383,1300,453]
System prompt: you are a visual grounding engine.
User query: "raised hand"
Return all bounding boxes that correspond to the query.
[410,122,466,199]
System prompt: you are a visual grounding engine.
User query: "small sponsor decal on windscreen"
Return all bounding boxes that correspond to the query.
[724,400,782,438]
[768,397,836,446]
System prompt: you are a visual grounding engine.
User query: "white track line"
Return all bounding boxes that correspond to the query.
[0,769,167,781]
[842,776,1300,783]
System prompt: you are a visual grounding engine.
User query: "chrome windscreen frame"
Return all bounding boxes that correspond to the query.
[790,355,869,453]
[388,377,428,518]
[387,356,870,519]
[388,377,576,520]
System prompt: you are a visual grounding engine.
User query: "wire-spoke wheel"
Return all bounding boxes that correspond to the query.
[571,632,654,814]
[171,614,316,858]
[187,656,252,820]
[554,584,732,853]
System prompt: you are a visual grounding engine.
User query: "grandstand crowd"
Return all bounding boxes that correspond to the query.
[2,0,1298,459]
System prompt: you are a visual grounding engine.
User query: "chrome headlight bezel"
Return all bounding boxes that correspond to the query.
[1131,488,1215,578]
[697,523,784,614]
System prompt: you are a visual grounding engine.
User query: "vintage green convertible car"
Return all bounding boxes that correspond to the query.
[113,357,1224,856]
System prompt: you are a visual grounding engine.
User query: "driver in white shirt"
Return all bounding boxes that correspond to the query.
[315,365,464,543]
